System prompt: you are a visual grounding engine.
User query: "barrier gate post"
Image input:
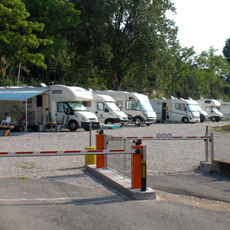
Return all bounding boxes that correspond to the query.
[96,130,105,168]
[141,146,147,191]
[131,139,143,190]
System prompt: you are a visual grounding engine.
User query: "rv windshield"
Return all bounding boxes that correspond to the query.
[212,107,219,113]
[68,102,87,111]
[187,104,198,112]
[139,100,154,112]
[106,102,120,111]
[207,106,219,113]
[193,104,203,112]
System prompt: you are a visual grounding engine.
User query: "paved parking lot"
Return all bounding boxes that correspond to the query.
[0,121,230,229]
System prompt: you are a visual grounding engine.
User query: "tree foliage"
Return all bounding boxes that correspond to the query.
[0,0,52,85]
[22,0,80,84]
[70,0,177,90]
[1,0,230,101]
[223,38,230,64]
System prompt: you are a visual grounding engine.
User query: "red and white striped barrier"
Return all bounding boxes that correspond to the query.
[0,149,136,157]
[107,134,211,141]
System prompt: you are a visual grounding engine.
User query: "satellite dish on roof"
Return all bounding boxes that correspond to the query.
[40,83,47,87]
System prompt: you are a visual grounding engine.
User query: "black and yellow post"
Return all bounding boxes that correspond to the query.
[141,145,147,191]
[141,160,146,191]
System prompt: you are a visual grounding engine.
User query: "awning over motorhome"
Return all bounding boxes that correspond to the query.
[0,87,48,101]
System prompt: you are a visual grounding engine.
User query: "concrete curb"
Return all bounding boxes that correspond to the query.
[200,161,212,171]
[86,164,156,200]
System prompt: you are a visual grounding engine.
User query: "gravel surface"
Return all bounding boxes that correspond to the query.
[0,121,229,187]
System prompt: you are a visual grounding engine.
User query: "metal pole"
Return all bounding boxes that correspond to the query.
[104,134,108,169]
[205,126,209,162]
[25,100,28,132]
[210,133,214,163]
[123,139,126,178]
[89,122,92,146]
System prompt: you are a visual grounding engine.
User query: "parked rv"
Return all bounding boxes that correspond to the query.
[0,84,99,131]
[188,98,209,122]
[220,102,230,118]
[93,90,157,125]
[83,94,128,124]
[149,97,200,123]
[196,98,223,122]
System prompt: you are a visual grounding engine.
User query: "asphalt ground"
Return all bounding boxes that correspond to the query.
[149,173,230,202]
[0,121,230,229]
[0,177,230,230]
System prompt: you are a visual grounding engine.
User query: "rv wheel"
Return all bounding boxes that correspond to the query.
[69,120,79,131]
[134,117,143,127]
[105,119,114,124]
[182,117,189,123]
[211,117,216,122]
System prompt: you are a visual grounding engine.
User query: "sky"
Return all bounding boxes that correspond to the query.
[167,0,230,56]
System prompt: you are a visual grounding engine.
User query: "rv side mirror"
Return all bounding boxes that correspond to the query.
[104,107,109,112]
[66,108,70,114]
[185,108,187,112]
[211,110,213,113]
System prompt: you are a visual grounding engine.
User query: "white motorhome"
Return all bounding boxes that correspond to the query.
[0,84,99,131]
[196,98,224,122]
[149,97,200,123]
[188,98,209,122]
[93,90,157,125]
[220,102,230,118]
[83,94,128,124]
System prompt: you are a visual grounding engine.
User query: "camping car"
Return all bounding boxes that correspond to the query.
[220,102,230,118]
[0,84,99,131]
[93,90,157,125]
[83,94,128,124]
[149,97,200,123]
[196,98,223,122]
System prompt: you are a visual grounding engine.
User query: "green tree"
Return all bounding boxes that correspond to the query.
[22,0,80,84]
[0,0,52,85]
[70,0,177,90]
[223,38,230,64]
[156,45,230,100]
[194,47,230,99]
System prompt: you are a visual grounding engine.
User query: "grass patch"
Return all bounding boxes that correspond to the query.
[222,118,230,122]
[10,176,27,180]
[211,124,230,133]
[19,162,36,170]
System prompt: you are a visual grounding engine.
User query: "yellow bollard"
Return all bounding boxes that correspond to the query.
[85,146,96,166]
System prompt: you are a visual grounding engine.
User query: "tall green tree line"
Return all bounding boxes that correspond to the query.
[1,0,230,100]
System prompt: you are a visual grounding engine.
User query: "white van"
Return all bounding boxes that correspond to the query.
[93,90,157,125]
[196,98,224,122]
[83,94,128,124]
[0,84,99,131]
[149,97,200,123]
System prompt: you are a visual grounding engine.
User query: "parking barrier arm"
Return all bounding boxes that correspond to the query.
[0,149,137,157]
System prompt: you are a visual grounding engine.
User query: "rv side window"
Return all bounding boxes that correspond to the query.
[175,103,185,111]
[82,101,91,107]
[57,102,72,113]
[133,101,141,111]
[57,102,64,112]
[206,107,213,112]
[52,90,62,94]
[126,100,140,111]
[126,100,133,110]
[205,100,211,104]
[97,102,104,111]
[116,101,123,109]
